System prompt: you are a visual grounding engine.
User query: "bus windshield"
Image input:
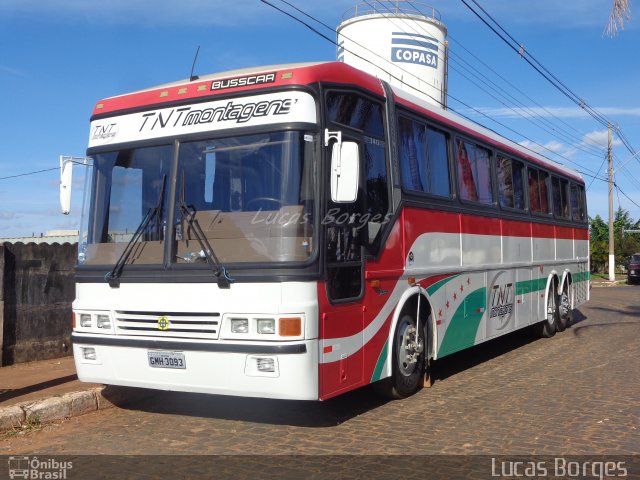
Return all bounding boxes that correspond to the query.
[174,131,316,264]
[83,130,316,267]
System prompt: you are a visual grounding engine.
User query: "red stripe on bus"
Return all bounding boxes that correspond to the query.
[404,208,588,242]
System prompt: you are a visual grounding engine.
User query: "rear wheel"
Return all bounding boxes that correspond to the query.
[557,282,572,331]
[539,284,559,338]
[375,312,426,399]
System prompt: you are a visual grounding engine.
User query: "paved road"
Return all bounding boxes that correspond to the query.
[1,286,638,474]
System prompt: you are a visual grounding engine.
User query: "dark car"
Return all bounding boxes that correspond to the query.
[628,254,640,285]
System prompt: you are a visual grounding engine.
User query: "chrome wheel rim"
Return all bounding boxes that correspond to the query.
[547,290,557,325]
[559,289,570,320]
[396,316,423,376]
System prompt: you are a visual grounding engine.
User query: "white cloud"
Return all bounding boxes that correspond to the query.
[518,139,577,160]
[0,211,21,220]
[582,130,623,148]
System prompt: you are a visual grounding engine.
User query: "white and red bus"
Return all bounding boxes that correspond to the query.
[66,60,589,400]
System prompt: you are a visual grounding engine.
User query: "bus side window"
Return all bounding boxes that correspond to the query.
[529,168,550,214]
[538,170,550,213]
[552,177,570,219]
[512,160,525,209]
[456,139,492,204]
[497,155,514,208]
[528,169,540,212]
[399,116,450,198]
[571,184,587,222]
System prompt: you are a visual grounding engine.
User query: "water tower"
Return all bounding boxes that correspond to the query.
[337,1,448,108]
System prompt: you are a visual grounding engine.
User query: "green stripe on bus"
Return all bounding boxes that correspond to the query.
[572,271,590,283]
[437,288,486,358]
[370,339,389,383]
[426,274,459,296]
[516,277,548,296]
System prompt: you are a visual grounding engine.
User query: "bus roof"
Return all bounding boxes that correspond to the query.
[91,61,384,117]
[91,60,583,183]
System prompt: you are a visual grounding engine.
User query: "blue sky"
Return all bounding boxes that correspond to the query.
[0,0,639,237]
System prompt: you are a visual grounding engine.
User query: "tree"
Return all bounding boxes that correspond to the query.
[617,208,640,267]
[589,214,608,243]
[589,214,609,272]
[604,0,632,36]
[589,208,640,273]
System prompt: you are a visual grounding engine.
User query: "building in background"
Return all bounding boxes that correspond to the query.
[0,229,79,245]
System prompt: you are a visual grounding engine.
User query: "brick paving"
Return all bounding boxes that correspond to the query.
[1,286,638,459]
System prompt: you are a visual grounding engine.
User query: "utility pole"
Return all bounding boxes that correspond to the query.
[608,123,615,281]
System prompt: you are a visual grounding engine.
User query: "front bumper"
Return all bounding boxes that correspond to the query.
[72,333,319,400]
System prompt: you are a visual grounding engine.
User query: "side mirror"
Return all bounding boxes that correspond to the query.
[59,156,93,215]
[60,156,73,215]
[330,141,359,203]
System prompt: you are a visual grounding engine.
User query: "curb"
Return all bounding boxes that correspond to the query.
[0,386,154,434]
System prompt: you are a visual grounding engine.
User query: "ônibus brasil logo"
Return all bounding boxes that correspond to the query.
[7,456,73,479]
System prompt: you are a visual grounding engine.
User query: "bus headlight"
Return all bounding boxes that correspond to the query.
[257,318,276,335]
[80,314,92,328]
[97,315,111,329]
[230,318,249,334]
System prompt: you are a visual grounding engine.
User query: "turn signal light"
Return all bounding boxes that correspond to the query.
[279,317,302,337]
[72,312,76,329]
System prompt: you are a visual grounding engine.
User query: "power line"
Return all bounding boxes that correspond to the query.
[356,1,604,177]
[459,0,639,157]
[0,167,58,181]
[616,184,640,209]
[263,0,608,182]
[444,32,602,148]
[368,1,605,159]
[446,51,605,160]
[587,153,608,191]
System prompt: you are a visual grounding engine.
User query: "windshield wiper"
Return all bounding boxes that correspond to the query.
[178,201,233,289]
[106,175,166,288]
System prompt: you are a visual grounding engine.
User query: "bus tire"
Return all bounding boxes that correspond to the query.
[557,281,572,331]
[376,312,426,399]
[539,284,559,338]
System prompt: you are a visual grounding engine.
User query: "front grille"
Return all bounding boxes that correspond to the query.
[114,311,221,340]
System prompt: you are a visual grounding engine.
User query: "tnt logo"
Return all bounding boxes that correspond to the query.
[91,123,118,142]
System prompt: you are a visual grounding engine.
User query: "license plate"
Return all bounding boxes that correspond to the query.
[148,351,186,369]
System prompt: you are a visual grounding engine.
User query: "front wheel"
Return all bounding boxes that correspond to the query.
[375,313,426,399]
